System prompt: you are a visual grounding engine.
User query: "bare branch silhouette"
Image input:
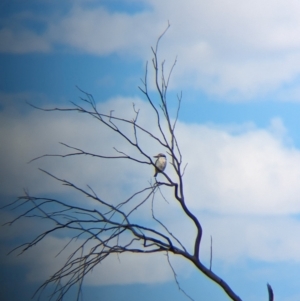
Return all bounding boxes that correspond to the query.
[3,24,274,301]
[267,283,274,301]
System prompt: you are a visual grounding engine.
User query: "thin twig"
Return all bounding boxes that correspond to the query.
[210,235,213,271]
[166,252,194,301]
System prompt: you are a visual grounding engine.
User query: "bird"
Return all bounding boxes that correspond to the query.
[153,153,167,177]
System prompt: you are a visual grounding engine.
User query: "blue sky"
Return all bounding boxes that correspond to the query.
[2,0,300,301]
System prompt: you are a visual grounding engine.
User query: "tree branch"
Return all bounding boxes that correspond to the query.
[3,23,271,301]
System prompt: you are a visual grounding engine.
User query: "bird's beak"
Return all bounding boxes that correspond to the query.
[153,155,158,158]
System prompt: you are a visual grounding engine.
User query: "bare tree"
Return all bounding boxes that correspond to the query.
[4,25,273,301]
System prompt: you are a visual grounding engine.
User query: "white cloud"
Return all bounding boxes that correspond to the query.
[200,215,300,264]
[180,119,300,215]
[0,28,51,53]
[3,1,300,99]
[47,5,161,57]
[154,0,300,100]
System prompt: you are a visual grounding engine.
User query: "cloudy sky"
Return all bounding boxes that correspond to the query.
[2,0,300,300]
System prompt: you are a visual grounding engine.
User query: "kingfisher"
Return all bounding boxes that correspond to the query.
[153,153,167,177]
